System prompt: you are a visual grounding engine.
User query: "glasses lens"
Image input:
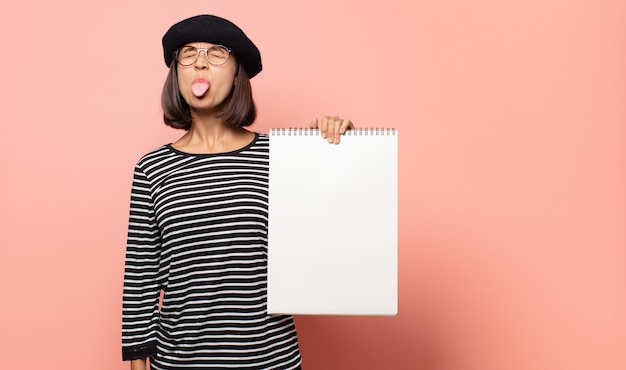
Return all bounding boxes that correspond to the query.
[206,46,230,65]
[177,46,198,66]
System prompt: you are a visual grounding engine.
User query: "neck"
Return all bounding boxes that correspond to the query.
[189,112,232,138]
[172,112,253,154]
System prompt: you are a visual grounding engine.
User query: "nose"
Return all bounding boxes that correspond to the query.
[194,49,210,69]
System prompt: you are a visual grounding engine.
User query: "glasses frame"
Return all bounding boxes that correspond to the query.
[175,45,232,67]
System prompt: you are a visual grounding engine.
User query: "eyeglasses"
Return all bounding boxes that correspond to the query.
[175,45,232,66]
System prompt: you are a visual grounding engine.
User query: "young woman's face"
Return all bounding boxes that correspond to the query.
[176,42,238,114]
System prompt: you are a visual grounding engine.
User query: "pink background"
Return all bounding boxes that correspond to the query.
[1,1,625,369]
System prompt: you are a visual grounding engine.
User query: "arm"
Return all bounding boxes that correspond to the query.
[310,116,354,144]
[121,164,162,362]
[130,359,147,370]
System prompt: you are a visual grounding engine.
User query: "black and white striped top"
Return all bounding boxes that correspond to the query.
[122,133,302,369]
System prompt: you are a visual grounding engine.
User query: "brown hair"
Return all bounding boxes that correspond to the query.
[161,61,257,130]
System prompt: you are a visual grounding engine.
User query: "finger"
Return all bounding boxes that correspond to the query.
[339,119,353,134]
[320,116,330,139]
[332,118,342,144]
[325,116,339,143]
[310,118,318,129]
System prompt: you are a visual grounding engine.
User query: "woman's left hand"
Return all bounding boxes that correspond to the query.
[310,116,354,144]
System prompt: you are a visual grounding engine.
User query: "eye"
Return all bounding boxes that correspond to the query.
[209,46,228,59]
[181,47,197,58]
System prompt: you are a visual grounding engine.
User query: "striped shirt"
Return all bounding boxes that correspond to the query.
[122,133,302,369]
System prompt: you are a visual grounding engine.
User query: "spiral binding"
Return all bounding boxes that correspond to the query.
[270,128,397,136]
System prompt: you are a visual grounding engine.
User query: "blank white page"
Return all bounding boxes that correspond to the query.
[267,128,397,315]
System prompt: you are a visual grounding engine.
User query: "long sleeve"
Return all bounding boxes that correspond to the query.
[121,164,162,361]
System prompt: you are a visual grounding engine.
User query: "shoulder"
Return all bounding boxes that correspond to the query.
[134,145,176,172]
[256,132,269,144]
[246,132,269,151]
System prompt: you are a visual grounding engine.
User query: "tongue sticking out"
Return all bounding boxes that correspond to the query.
[192,79,210,97]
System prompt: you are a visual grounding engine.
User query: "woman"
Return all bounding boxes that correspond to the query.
[121,15,353,370]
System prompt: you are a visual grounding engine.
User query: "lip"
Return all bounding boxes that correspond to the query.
[193,78,209,84]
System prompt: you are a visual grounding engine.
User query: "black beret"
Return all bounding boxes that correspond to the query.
[162,15,262,78]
